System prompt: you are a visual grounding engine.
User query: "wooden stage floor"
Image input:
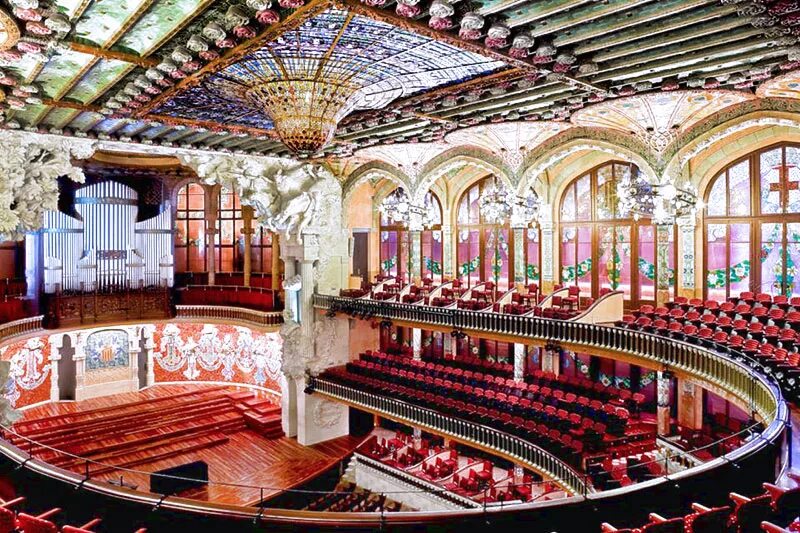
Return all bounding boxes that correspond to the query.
[16,384,362,506]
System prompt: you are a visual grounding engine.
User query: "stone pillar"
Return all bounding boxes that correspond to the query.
[412,328,422,360]
[47,333,65,402]
[412,427,422,450]
[271,235,281,290]
[677,215,697,299]
[281,374,298,437]
[299,259,315,328]
[542,345,560,376]
[513,464,524,485]
[128,328,141,391]
[242,205,255,287]
[142,325,155,387]
[283,255,297,320]
[657,370,672,437]
[656,224,672,306]
[442,224,453,280]
[73,332,86,400]
[513,343,526,382]
[539,213,555,294]
[443,333,453,359]
[410,228,422,286]
[205,185,220,286]
[677,378,703,431]
[512,226,526,290]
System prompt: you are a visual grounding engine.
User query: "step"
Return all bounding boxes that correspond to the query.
[43,413,245,465]
[15,387,230,429]
[16,398,236,450]
[88,432,230,477]
[15,393,234,442]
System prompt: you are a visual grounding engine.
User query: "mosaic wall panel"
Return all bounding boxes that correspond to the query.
[85,329,129,372]
[0,337,51,408]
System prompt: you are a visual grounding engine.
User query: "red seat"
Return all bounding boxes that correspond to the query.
[62,518,102,533]
[17,508,60,533]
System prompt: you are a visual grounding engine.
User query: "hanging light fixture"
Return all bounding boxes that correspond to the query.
[616,170,702,225]
[379,188,437,228]
[478,177,541,226]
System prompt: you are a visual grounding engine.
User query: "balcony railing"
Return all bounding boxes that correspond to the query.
[311,376,593,496]
[314,295,786,426]
[0,316,43,342]
[175,305,283,327]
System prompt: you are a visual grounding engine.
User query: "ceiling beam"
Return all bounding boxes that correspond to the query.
[66,42,159,67]
[136,0,336,117]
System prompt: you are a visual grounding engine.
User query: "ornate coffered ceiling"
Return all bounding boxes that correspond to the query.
[0,0,795,157]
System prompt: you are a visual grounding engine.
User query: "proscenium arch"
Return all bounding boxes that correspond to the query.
[414,146,514,205]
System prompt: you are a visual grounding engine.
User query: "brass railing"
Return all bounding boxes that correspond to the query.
[310,376,591,496]
[314,295,784,425]
[175,305,283,327]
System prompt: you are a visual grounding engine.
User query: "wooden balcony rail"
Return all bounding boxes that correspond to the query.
[309,376,591,496]
[175,305,283,327]
[0,316,43,342]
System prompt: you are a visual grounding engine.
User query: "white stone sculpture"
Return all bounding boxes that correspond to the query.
[0,132,94,240]
[279,307,310,380]
[0,361,21,427]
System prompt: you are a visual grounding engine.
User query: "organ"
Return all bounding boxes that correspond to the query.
[42,181,174,293]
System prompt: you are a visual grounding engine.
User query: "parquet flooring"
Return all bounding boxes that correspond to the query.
[12,384,362,506]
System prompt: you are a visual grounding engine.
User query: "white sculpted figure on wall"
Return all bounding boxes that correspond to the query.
[0,362,20,427]
[0,132,94,240]
[279,307,311,379]
[178,154,339,242]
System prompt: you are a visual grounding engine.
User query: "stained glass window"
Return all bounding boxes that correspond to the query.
[559,162,675,306]
[705,143,800,298]
[216,187,243,273]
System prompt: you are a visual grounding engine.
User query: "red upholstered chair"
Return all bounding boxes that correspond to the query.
[761,522,792,533]
[62,518,102,533]
[640,513,685,533]
[600,524,635,533]
[730,492,773,533]
[17,508,60,533]
[0,496,23,533]
[683,503,731,533]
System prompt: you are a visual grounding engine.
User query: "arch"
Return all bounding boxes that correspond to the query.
[557,160,676,307]
[702,141,800,301]
[662,98,800,179]
[517,131,660,198]
[342,161,410,201]
[415,146,514,205]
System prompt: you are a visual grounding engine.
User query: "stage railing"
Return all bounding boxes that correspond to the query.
[314,295,783,424]
[309,376,591,496]
[0,316,43,341]
[175,305,283,327]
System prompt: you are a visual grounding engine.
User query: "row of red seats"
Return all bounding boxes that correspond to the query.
[176,285,276,311]
[0,494,146,533]
[602,478,800,533]
[357,354,631,432]
[632,303,800,329]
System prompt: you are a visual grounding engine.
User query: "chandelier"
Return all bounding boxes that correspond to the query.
[478,177,541,226]
[379,188,437,229]
[617,171,702,224]
[204,9,504,154]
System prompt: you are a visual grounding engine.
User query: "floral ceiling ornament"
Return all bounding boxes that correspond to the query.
[0,131,94,240]
[0,9,20,51]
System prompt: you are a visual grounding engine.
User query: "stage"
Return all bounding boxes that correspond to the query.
[11,384,362,506]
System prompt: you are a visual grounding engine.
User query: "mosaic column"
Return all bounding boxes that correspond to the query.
[677,215,696,297]
[409,214,423,286]
[242,205,255,287]
[542,345,559,376]
[412,328,422,361]
[47,334,65,402]
[443,332,453,359]
[513,344,526,382]
[512,226,526,290]
[656,224,672,307]
[513,464,524,485]
[657,370,673,437]
[442,224,453,280]
[539,213,555,293]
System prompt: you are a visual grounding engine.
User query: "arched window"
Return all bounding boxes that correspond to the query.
[250,227,274,274]
[704,143,800,299]
[216,187,243,272]
[175,183,206,272]
[456,177,515,290]
[559,162,675,306]
[379,188,443,283]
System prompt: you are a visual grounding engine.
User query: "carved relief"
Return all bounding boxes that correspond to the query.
[312,398,343,428]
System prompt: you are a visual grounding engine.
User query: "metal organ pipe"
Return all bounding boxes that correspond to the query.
[41,181,175,293]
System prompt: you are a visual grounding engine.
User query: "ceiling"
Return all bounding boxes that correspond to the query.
[0,0,794,158]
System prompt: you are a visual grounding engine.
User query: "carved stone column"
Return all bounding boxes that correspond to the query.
[73,332,86,401]
[300,259,315,330]
[677,378,703,431]
[677,215,696,298]
[242,205,255,287]
[205,185,220,286]
[441,224,453,280]
[512,226,526,290]
[128,327,141,391]
[47,334,65,402]
[443,332,453,359]
[656,224,672,307]
[513,344,526,382]
[142,325,156,388]
[539,213,555,294]
[657,370,672,437]
[542,345,559,376]
[412,427,422,450]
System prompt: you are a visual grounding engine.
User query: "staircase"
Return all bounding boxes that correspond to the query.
[10,386,284,476]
